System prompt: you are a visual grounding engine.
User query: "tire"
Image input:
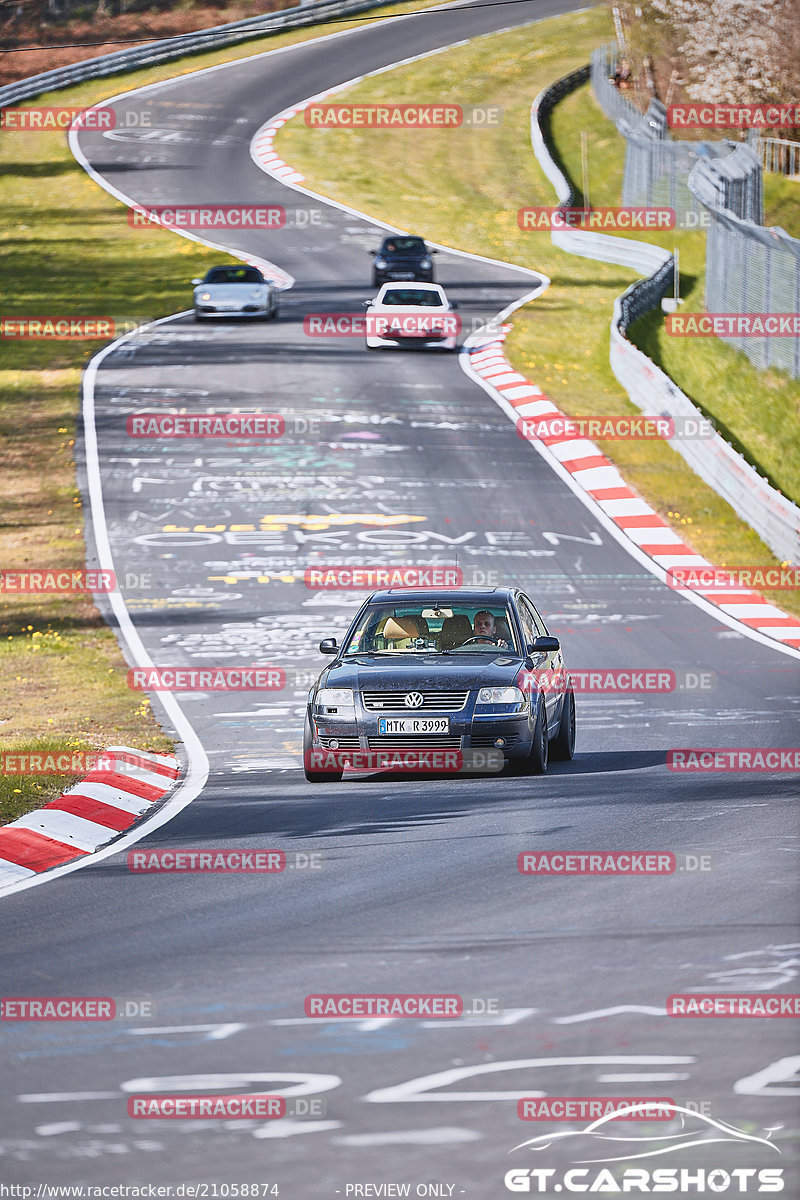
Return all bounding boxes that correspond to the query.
[371,272,381,288]
[507,698,548,775]
[271,304,279,320]
[550,687,576,761]
[303,713,343,782]
[193,310,202,322]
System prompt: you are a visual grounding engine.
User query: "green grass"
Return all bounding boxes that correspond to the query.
[0,0,452,822]
[275,5,800,620]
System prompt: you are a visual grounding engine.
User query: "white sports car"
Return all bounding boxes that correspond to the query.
[364,282,459,351]
[192,265,278,321]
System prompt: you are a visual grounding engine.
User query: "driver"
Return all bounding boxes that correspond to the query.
[472,610,509,649]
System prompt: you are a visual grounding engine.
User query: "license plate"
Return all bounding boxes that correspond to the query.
[378,717,449,734]
[216,303,240,311]
[388,272,414,279]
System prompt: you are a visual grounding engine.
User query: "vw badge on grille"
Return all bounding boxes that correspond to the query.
[404,692,424,708]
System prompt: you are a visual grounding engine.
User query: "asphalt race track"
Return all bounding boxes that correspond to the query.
[2,0,799,1193]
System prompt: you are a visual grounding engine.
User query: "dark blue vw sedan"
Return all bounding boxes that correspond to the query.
[303,587,575,782]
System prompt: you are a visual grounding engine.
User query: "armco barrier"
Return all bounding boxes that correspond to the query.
[529,69,800,565]
[0,0,392,108]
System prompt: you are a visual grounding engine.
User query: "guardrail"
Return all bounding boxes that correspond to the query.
[530,67,800,565]
[759,135,800,177]
[0,0,391,107]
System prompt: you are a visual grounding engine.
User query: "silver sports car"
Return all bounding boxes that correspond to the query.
[192,265,278,321]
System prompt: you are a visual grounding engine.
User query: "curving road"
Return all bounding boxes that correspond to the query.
[1,1,799,1193]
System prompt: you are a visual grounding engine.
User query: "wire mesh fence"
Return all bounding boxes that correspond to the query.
[689,146,800,379]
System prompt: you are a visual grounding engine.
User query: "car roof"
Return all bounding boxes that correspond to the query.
[365,587,515,604]
[379,281,441,291]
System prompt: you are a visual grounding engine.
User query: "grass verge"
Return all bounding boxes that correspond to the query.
[0,0,452,824]
[274,4,800,620]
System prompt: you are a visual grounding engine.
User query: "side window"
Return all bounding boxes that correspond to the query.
[519,595,548,638]
[516,597,537,646]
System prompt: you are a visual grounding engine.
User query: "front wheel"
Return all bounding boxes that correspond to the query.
[550,688,576,761]
[507,699,548,775]
[303,714,343,782]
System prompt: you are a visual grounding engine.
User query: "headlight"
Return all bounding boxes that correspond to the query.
[316,688,355,713]
[477,686,524,705]
[199,292,211,301]
[374,257,388,268]
[420,256,432,268]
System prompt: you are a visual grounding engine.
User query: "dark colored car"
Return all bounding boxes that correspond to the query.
[369,236,437,287]
[303,587,575,782]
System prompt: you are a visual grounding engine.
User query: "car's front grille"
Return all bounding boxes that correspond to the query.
[318,736,361,749]
[362,691,469,712]
[471,732,522,748]
[367,736,462,749]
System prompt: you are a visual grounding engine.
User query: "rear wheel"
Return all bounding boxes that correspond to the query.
[507,699,548,775]
[303,714,343,782]
[550,688,576,761]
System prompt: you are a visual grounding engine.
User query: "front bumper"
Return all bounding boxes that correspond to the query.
[311,706,533,757]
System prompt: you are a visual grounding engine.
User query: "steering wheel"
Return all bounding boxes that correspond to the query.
[459,635,499,646]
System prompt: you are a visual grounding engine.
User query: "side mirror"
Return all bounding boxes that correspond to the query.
[430,249,439,254]
[529,635,560,654]
[191,278,202,286]
[362,299,373,308]
[319,638,338,654]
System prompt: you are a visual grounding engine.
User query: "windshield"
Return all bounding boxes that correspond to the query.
[344,603,519,655]
[205,267,264,284]
[380,289,443,307]
[381,238,426,254]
